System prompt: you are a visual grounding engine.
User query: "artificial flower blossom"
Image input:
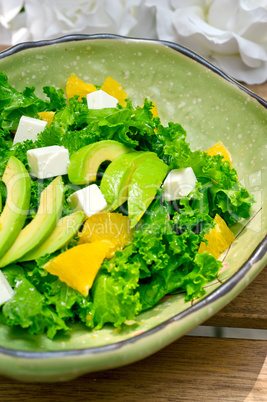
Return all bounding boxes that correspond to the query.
[152,0,267,84]
[0,0,24,45]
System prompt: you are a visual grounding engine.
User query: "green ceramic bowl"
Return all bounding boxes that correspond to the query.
[0,34,266,382]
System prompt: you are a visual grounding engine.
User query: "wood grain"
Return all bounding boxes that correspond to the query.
[206,267,267,329]
[246,82,267,100]
[0,337,266,401]
[0,45,8,52]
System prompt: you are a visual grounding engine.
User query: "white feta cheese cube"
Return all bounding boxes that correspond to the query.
[87,89,118,109]
[0,270,14,306]
[13,116,47,145]
[27,146,69,179]
[67,184,107,217]
[162,167,197,201]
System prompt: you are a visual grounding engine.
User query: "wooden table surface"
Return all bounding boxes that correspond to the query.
[0,44,266,401]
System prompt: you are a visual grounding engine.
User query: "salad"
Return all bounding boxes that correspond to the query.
[0,72,254,339]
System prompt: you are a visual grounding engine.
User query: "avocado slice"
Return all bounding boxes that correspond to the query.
[100,151,159,211]
[0,175,64,267]
[128,157,169,227]
[20,211,85,261]
[68,140,132,185]
[0,156,31,258]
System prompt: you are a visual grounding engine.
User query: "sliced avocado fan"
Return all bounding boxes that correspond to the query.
[20,211,85,261]
[100,151,159,211]
[128,157,169,227]
[0,175,64,267]
[68,140,132,185]
[100,150,169,227]
[0,156,31,258]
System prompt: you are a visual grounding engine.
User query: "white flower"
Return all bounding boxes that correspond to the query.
[0,0,23,27]
[151,0,267,84]
[0,23,11,46]
[0,0,24,45]
[23,0,156,40]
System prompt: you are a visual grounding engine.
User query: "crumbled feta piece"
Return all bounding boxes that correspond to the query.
[67,184,107,217]
[13,116,47,145]
[87,89,118,109]
[27,146,69,179]
[162,167,197,200]
[0,270,14,306]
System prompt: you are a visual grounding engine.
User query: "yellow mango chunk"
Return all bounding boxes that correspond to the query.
[38,111,55,126]
[150,101,159,118]
[101,76,128,107]
[206,141,233,167]
[66,73,97,101]
[79,212,133,259]
[198,214,235,259]
[44,241,111,296]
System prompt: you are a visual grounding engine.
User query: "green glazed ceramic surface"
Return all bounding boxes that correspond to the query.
[0,35,266,382]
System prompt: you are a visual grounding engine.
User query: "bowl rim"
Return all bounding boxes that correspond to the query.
[0,33,266,359]
[1,33,267,108]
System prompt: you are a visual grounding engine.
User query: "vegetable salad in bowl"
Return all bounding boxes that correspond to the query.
[0,71,254,339]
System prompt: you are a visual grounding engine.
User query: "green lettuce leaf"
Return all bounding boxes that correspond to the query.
[88,266,141,329]
[26,264,92,324]
[42,86,66,111]
[208,181,255,225]
[1,265,69,338]
[35,98,167,156]
[1,261,93,338]
[0,138,36,177]
[0,74,46,131]
[167,149,255,225]
[0,73,67,131]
